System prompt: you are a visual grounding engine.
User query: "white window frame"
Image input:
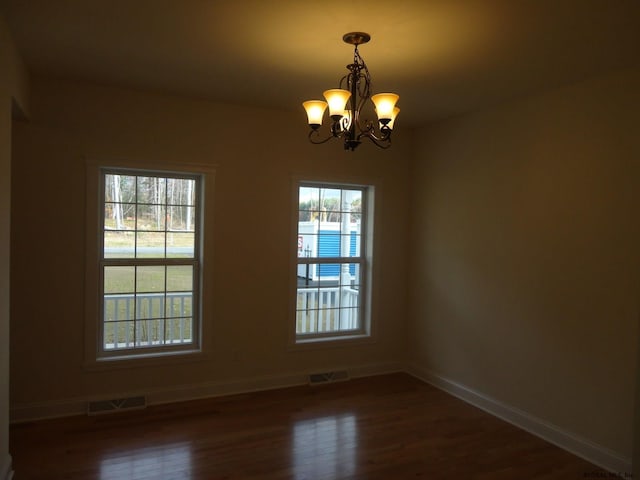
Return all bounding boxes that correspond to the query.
[84,160,215,367]
[290,180,375,345]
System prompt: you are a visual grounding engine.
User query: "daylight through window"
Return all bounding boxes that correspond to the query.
[295,183,372,341]
[100,169,201,356]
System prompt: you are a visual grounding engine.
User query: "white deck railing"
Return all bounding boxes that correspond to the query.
[296,286,359,334]
[104,287,360,348]
[103,292,192,349]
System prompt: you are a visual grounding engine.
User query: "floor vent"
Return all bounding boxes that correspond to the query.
[87,396,147,416]
[308,370,350,385]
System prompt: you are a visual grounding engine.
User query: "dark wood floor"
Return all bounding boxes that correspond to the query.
[10,373,616,479]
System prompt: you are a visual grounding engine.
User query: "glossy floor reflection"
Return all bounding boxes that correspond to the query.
[10,374,616,479]
[100,442,193,480]
[292,414,357,479]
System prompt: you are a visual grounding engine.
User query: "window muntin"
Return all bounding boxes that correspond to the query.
[295,183,371,341]
[100,169,200,356]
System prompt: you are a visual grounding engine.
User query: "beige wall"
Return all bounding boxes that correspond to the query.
[9,76,411,409]
[408,69,640,459]
[1,12,28,480]
[635,322,640,478]
[0,80,10,480]
[0,12,28,480]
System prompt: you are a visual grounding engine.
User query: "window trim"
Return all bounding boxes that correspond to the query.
[84,159,216,368]
[289,178,377,347]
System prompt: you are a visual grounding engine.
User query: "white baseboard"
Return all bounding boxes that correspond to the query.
[148,361,402,406]
[406,363,632,476]
[10,361,402,423]
[348,361,404,379]
[0,454,13,480]
[10,396,87,423]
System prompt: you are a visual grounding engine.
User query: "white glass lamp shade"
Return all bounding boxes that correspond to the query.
[371,93,400,124]
[323,89,351,118]
[385,107,400,130]
[302,100,328,128]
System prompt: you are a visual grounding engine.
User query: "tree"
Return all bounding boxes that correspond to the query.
[110,174,124,230]
[298,195,359,223]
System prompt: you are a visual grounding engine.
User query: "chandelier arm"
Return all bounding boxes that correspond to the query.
[347,74,361,133]
[357,124,392,146]
[338,74,349,90]
[354,48,371,98]
[338,116,350,132]
[308,118,347,145]
[308,129,337,145]
[353,47,369,75]
[358,130,392,149]
[340,64,359,147]
[351,68,372,135]
[354,92,369,133]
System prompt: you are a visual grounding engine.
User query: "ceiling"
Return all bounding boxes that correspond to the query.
[1,0,639,126]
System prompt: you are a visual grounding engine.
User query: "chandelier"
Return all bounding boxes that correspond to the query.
[302,32,400,151]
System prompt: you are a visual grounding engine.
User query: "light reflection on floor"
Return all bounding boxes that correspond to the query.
[99,441,192,480]
[292,413,358,479]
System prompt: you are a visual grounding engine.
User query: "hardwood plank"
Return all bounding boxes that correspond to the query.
[10,373,619,479]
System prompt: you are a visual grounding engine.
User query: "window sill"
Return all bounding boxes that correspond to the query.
[289,333,375,351]
[83,349,208,371]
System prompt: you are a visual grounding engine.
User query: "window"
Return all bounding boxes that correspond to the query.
[98,168,202,358]
[293,182,374,343]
